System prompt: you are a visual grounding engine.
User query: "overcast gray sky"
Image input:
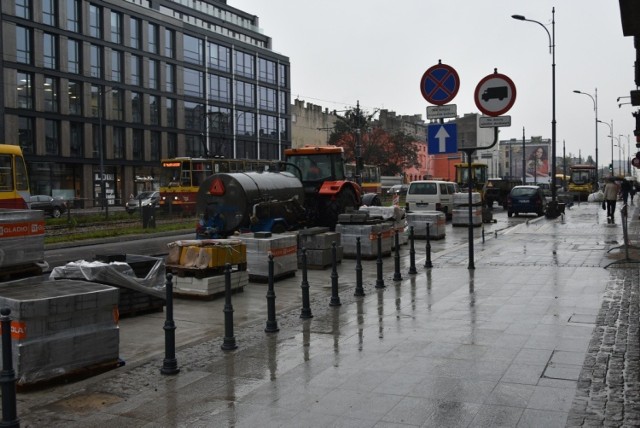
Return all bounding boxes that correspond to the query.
[232,0,636,166]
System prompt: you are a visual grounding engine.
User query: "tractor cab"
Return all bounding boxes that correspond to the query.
[283,146,347,187]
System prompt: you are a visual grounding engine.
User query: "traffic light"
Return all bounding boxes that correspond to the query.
[609,163,613,172]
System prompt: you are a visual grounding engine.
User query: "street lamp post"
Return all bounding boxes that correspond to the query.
[512,8,558,217]
[98,87,109,219]
[598,119,614,177]
[573,89,598,186]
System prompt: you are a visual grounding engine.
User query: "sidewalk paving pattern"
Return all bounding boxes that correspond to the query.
[14,203,640,427]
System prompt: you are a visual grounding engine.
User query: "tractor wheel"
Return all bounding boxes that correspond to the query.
[324,188,358,228]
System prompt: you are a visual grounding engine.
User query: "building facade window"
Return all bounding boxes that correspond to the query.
[234,51,254,78]
[68,80,82,115]
[69,122,83,157]
[236,111,255,136]
[209,75,230,102]
[185,135,200,157]
[111,89,123,120]
[259,114,277,138]
[131,92,142,123]
[164,28,174,58]
[66,0,80,32]
[147,22,158,54]
[259,87,276,111]
[15,0,32,20]
[88,4,102,39]
[16,72,33,109]
[235,81,255,107]
[279,117,287,141]
[45,119,60,156]
[42,0,57,26]
[111,50,122,82]
[150,131,160,161]
[90,84,100,117]
[208,42,230,72]
[148,59,158,89]
[90,44,102,78]
[130,17,140,49]
[258,58,276,84]
[44,76,59,113]
[132,129,143,160]
[16,26,32,64]
[167,133,177,158]
[165,63,175,93]
[183,68,203,97]
[67,38,81,74]
[110,11,122,44]
[18,116,35,155]
[149,95,159,125]
[43,33,57,69]
[165,98,175,127]
[130,54,141,86]
[184,102,203,130]
[279,63,287,87]
[113,127,124,159]
[183,34,203,65]
[279,91,287,114]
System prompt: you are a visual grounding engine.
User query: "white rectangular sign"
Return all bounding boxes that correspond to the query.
[479,115,512,128]
[426,104,457,120]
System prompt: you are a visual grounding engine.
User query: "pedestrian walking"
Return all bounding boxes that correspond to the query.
[603,177,619,223]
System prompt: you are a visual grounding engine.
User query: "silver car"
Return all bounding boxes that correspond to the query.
[126,191,160,214]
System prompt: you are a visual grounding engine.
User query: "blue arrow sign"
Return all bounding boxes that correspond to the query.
[427,124,457,154]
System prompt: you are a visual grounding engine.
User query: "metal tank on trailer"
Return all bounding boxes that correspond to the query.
[196,171,306,237]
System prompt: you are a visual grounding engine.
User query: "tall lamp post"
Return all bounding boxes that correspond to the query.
[573,89,598,186]
[98,87,109,219]
[512,8,558,217]
[598,119,614,177]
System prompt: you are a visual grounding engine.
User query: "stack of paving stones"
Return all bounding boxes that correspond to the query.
[567,267,640,427]
[237,232,298,281]
[296,227,342,269]
[406,210,446,239]
[0,278,119,387]
[452,192,483,227]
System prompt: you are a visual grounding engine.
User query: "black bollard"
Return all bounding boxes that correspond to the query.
[329,241,342,306]
[0,308,18,427]
[354,237,365,296]
[265,254,279,333]
[424,222,433,268]
[300,248,313,319]
[375,232,386,288]
[408,226,417,275]
[161,273,180,375]
[221,263,238,350]
[393,230,403,281]
[482,225,485,243]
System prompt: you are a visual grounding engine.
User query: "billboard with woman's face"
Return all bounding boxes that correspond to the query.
[510,144,551,183]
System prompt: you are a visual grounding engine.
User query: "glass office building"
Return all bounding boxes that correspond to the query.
[1,0,290,206]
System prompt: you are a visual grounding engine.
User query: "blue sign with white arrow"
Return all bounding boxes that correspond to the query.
[427,123,457,154]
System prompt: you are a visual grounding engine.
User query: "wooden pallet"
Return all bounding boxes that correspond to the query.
[166,263,247,279]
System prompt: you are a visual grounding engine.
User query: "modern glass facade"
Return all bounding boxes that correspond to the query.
[0,0,291,206]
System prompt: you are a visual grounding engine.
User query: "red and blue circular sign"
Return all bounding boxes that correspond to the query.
[420,63,460,106]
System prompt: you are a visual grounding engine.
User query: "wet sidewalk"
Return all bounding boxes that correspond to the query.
[16,202,640,427]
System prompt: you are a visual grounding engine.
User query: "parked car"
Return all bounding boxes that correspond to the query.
[126,191,160,214]
[386,184,409,195]
[28,195,67,218]
[405,180,459,219]
[506,185,547,217]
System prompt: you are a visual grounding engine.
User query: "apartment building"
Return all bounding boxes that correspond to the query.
[2,0,290,205]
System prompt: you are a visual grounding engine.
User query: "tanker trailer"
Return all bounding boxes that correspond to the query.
[195,170,306,238]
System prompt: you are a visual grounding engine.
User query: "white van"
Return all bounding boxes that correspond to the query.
[405,180,459,218]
